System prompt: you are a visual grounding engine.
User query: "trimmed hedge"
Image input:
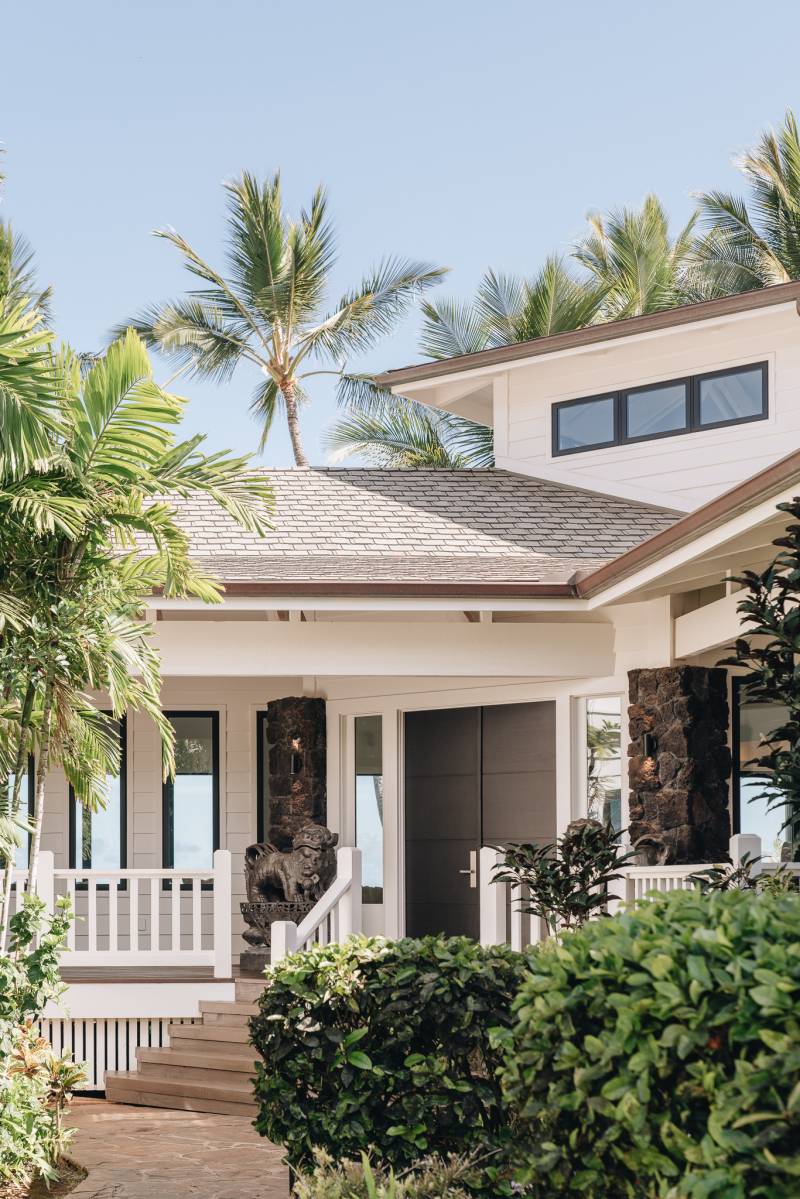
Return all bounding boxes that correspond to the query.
[498,888,800,1198]
[250,936,527,1185]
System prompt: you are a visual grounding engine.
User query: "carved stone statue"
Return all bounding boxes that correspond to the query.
[240,823,338,974]
[632,831,672,866]
[244,824,338,903]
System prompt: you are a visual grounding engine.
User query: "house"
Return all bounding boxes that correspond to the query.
[10,279,800,1112]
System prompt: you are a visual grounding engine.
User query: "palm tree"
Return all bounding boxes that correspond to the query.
[325,399,494,469]
[329,257,604,468]
[123,172,445,467]
[0,329,272,929]
[573,194,699,319]
[694,110,800,294]
[0,154,52,322]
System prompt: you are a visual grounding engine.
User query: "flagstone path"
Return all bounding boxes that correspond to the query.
[67,1099,289,1198]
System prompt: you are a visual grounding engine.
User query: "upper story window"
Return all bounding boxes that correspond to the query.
[553,361,767,456]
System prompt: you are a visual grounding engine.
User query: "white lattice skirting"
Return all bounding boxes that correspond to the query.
[37,1017,199,1090]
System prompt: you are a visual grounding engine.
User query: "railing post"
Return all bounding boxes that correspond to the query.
[730,833,761,866]
[336,847,362,942]
[36,850,55,916]
[270,920,298,966]
[212,849,232,979]
[479,847,506,946]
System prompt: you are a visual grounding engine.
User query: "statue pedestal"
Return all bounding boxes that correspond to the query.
[239,900,314,977]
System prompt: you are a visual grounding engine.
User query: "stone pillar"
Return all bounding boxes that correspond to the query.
[265,696,326,849]
[628,667,730,863]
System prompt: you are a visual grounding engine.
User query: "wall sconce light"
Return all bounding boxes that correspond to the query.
[290,735,304,776]
[643,732,657,759]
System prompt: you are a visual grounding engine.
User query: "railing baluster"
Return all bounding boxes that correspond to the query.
[150,877,157,953]
[192,877,201,952]
[108,877,118,952]
[130,877,138,952]
[171,876,181,954]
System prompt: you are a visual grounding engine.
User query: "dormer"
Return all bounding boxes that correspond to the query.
[377,282,800,512]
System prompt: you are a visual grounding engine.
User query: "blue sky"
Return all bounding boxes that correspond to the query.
[4,0,800,467]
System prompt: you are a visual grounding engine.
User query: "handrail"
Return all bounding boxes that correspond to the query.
[271,846,362,965]
[2,850,233,977]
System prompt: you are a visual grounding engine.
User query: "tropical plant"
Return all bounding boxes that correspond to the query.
[720,496,800,852]
[0,894,78,1191]
[0,152,52,322]
[574,194,699,318]
[329,256,604,468]
[0,329,272,933]
[123,171,444,466]
[695,110,800,294]
[492,820,635,935]
[293,1149,475,1199]
[324,400,494,469]
[497,887,800,1198]
[251,935,526,1193]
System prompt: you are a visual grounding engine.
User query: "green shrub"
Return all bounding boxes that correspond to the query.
[0,894,79,1191]
[498,888,800,1198]
[251,936,526,1188]
[292,1149,473,1198]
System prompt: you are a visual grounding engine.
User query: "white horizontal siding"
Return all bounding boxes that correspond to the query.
[503,305,800,507]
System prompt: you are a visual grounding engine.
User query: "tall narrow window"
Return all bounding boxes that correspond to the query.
[163,712,219,870]
[69,717,126,870]
[7,759,35,870]
[355,715,383,904]
[586,697,622,831]
[734,685,792,855]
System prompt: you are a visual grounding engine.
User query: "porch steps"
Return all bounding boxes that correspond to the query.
[104,978,265,1115]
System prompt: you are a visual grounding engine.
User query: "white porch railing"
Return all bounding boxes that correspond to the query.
[3,849,232,977]
[270,846,362,965]
[481,833,800,948]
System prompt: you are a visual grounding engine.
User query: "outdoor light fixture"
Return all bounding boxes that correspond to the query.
[643,732,657,759]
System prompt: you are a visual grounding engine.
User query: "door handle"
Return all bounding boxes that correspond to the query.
[458,850,477,888]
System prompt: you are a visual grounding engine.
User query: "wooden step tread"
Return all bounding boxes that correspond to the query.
[199,1000,259,1016]
[169,1022,251,1043]
[137,1046,258,1073]
[104,1085,255,1117]
[106,1070,255,1106]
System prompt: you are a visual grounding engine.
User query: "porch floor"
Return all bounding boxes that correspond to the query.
[66,1098,288,1198]
[60,966,239,982]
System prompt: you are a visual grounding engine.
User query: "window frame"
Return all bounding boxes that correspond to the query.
[10,757,35,875]
[162,710,220,875]
[552,361,768,457]
[68,714,127,881]
[256,709,269,845]
[731,677,797,842]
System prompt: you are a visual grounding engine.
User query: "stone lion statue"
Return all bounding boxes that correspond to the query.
[244,823,338,903]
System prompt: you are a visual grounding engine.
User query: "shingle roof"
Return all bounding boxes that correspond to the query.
[166,468,679,592]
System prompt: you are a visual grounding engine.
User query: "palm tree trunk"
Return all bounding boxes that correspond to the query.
[282,382,309,468]
[0,681,36,939]
[28,670,55,894]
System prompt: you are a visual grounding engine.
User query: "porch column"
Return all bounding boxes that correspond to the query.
[628,666,731,863]
[265,696,327,849]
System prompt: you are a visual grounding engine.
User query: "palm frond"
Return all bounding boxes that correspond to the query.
[326,399,493,469]
[419,296,490,359]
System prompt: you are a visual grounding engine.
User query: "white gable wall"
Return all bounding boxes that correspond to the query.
[493,303,800,509]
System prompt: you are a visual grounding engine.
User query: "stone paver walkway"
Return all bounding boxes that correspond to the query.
[67,1099,289,1198]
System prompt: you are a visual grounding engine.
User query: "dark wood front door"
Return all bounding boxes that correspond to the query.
[404,702,556,938]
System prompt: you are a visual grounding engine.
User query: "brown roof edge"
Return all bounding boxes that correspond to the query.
[376,282,800,388]
[216,580,577,598]
[576,448,800,600]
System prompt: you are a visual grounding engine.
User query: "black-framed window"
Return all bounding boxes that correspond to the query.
[69,716,127,871]
[163,712,219,871]
[553,361,768,456]
[732,680,796,854]
[256,710,271,845]
[7,758,35,870]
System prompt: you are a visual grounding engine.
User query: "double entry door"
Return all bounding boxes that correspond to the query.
[404,701,556,938]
